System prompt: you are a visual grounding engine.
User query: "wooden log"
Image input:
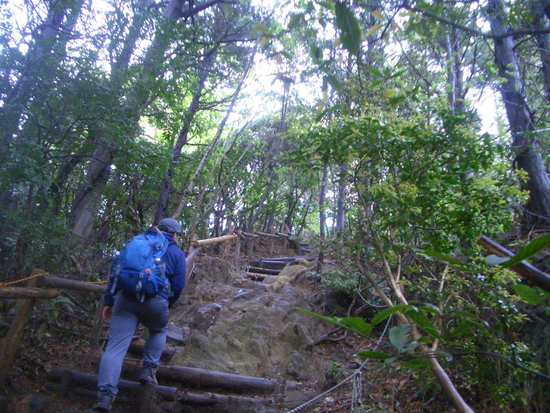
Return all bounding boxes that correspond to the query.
[129,338,176,362]
[47,368,177,401]
[245,273,277,283]
[255,231,284,239]
[39,276,105,293]
[251,260,287,270]
[247,266,280,275]
[241,231,259,238]
[47,380,275,411]
[120,360,301,393]
[0,278,38,384]
[275,232,290,238]
[193,234,238,247]
[46,383,133,403]
[178,389,272,408]
[478,235,550,292]
[259,256,304,262]
[0,287,60,299]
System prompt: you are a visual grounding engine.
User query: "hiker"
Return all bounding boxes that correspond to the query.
[91,218,186,412]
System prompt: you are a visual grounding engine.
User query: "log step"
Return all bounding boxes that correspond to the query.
[245,273,277,283]
[47,368,177,400]
[250,260,287,270]
[120,360,301,393]
[247,266,280,275]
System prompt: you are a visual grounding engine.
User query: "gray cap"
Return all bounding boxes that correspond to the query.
[158,218,182,234]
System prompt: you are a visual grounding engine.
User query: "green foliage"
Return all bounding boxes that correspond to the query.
[332,2,362,56]
[502,235,550,268]
[513,284,550,306]
[320,269,360,296]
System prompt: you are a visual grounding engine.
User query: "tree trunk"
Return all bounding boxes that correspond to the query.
[335,164,347,236]
[154,49,216,223]
[317,162,328,271]
[488,0,550,227]
[531,0,550,103]
[70,0,221,238]
[297,192,314,237]
[70,137,115,238]
[171,46,256,219]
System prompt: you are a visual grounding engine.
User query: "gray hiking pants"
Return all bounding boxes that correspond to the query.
[97,293,169,396]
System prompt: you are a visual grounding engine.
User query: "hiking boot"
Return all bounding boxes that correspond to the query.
[138,366,158,385]
[91,393,114,412]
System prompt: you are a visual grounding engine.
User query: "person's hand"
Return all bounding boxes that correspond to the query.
[102,306,113,322]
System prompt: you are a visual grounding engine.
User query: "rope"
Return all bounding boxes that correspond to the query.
[0,270,49,289]
[286,316,393,413]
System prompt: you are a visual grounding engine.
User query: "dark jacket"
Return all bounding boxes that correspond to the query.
[104,231,186,307]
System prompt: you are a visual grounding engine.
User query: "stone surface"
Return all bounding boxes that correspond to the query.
[170,257,330,382]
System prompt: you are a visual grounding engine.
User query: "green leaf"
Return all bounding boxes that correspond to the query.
[513,284,549,305]
[502,235,550,268]
[333,1,362,55]
[357,350,391,360]
[339,317,373,337]
[298,309,372,337]
[402,356,430,371]
[405,308,440,338]
[389,325,411,352]
[371,305,410,326]
[419,249,469,271]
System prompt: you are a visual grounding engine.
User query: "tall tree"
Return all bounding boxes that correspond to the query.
[487,0,550,226]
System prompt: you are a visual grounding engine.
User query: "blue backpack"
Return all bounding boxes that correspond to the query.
[111,228,170,302]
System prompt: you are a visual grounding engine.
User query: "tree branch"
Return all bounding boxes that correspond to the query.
[403,3,550,39]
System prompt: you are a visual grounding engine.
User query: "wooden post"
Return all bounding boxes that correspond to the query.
[234,237,241,269]
[0,274,39,384]
[223,225,234,258]
[269,238,274,256]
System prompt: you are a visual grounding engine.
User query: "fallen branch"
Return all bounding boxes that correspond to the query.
[478,235,550,292]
